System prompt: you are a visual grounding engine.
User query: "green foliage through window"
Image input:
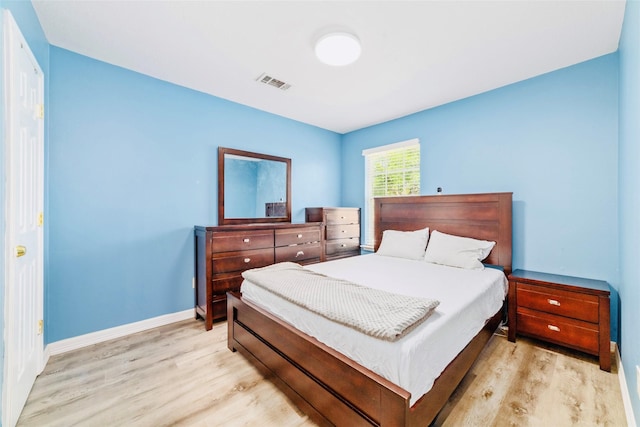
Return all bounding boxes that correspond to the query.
[364,143,420,246]
[369,147,420,197]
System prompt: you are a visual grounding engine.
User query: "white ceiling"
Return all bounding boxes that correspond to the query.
[32,1,626,134]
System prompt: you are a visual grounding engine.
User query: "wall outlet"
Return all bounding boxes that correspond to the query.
[637,366,640,399]
[192,277,195,289]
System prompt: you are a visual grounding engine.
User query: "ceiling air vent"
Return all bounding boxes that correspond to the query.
[256,73,291,91]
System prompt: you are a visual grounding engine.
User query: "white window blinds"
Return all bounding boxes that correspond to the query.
[362,139,420,248]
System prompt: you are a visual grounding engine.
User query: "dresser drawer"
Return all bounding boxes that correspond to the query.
[212,272,243,295]
[211,230,274,252]
[516,283,599,323]
[326,224,360,240]
[326,210,359,225]
[326,238,360,256]
[517,307,599,355]
[275,242,322,263]
[212,248,273,273]
[211,295,228,321]
[275,227,321,247]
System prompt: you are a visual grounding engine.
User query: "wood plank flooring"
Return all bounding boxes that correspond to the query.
[17,320,627,427]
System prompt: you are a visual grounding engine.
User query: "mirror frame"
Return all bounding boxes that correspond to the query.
[218,146,292,225]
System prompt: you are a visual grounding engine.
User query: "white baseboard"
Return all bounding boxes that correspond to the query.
[45,309,194,356]
[616,343,638,427]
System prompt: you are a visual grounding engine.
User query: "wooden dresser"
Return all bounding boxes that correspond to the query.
[305,207,361,261]
[194,223,322,330]
[507,269,611,371]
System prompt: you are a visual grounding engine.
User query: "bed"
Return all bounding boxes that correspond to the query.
[226,192,512,426]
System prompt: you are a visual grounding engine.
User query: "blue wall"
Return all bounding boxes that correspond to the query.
[46,47,341,342]
[342,54,621,342]
[619,0,640,421]
[2,0,639,424]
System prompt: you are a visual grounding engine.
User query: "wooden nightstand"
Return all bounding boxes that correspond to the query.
[507,269,611,371]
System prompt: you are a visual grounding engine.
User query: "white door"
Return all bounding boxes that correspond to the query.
[2,10,45,427]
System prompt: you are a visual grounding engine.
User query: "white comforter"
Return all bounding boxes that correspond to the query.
[240,253,507,406]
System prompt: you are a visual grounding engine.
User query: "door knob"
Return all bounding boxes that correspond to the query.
[16,245,26,257]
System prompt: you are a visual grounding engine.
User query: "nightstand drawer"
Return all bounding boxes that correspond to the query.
[517,307,599,354]
[516,283,599,323]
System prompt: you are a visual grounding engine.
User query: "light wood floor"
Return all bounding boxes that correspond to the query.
[17,320,627,427]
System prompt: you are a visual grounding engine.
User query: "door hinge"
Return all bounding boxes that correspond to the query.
[36,104,44,119]
[38,319,44,335]
[38,212,44,227]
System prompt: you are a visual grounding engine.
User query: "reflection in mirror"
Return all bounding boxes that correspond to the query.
[224,155,287,218]
[218,147,291,225]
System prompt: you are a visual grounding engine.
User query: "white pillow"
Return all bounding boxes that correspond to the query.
[424,230,495,270]
[376,227,429,260]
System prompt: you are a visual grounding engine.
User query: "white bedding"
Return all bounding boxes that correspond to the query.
[240,253,507,406]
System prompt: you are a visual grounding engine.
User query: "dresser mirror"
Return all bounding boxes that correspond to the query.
[218,147,291,225]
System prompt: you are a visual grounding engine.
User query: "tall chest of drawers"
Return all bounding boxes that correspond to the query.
[507,269,611,371]
[194,223,322,330]
[305,207,361,262]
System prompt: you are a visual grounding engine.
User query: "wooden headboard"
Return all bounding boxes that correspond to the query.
[374,192,513,274]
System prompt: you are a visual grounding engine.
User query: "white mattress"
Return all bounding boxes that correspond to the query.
[240,253,507,406]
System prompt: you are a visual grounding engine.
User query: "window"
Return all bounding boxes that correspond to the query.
[362,139,420,249]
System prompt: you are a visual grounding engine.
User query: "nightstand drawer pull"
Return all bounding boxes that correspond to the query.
[547,324,560,332]
[244,258,251,263]
[547,299,561,306]
[295,251,305,257]
[297,234,303,238]
[243,238,250,243]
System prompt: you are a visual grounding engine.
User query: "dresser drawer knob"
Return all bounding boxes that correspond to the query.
[341,244,347,247]
[243,238,250,243]
[296,250,305,257]
[547,299,561,306]
[297,234,303,238]
[244,258,251,263]
[547,324,560,332]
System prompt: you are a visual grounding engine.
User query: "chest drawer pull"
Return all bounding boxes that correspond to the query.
[296,251,305,257]
[243,238,250,243]
[548,299,561,306]
[547,324,560,332]
[244,258,251,263]
[297,234,303,238]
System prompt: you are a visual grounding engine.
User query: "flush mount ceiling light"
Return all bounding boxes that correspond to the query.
[314,32,361,66]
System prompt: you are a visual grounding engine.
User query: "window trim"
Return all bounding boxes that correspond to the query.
[361,138,420,157]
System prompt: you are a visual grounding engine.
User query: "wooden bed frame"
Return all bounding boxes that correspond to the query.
[227,192,512,426]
